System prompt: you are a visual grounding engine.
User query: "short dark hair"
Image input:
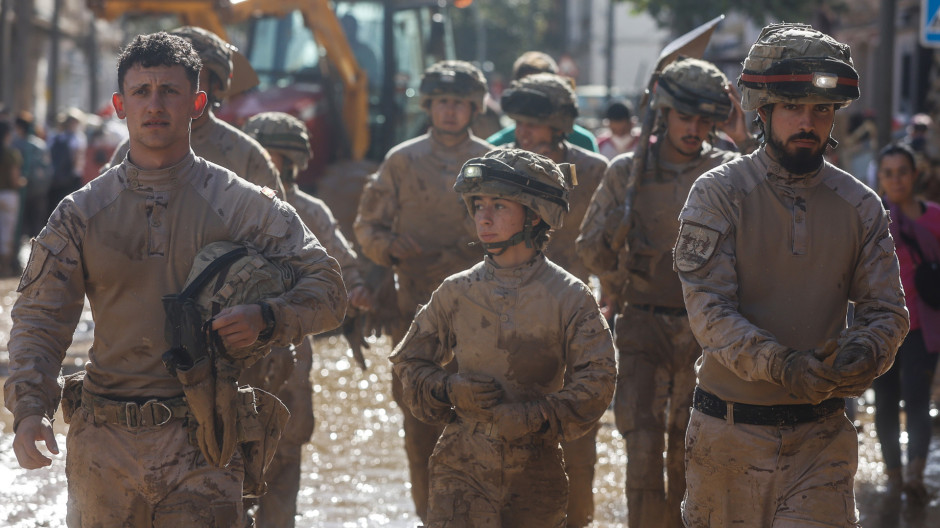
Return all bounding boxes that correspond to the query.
[117,32,202,93]
[877,142,916,170]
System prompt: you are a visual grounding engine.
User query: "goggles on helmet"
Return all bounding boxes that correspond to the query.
[420,69,485,96]
[456,158,568,208]
[500,87,559,119]
[739,57,859,101]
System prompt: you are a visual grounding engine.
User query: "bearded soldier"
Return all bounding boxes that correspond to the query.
[242,111,373,527]
[107,26,284,199]
[354,60,492,522]
[675,23,909,526]
[6,32,346,526]
[391,148,615,527]
[499,71,608,527]
[577,57,752,528]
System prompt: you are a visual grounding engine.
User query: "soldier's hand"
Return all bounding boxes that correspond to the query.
[718,83,753,148]
[491,401,548,442]
[829,343,878,398]
[770,345,841,404]
[348,285,374,311]
[13,415,58,469]
[389,234,422,261]
[211,304,265,349]
[445,373,504,422]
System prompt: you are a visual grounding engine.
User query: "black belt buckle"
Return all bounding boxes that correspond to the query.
[693,387,843,426]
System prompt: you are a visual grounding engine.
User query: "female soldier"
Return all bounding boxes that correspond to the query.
[390,148,616,527]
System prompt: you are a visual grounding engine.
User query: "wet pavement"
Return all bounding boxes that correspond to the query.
[0,276,938,527]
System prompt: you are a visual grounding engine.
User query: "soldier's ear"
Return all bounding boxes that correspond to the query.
[112,93,126,119]
[192,91,208,119]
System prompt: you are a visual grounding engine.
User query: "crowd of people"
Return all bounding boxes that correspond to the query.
[0,18,937,528]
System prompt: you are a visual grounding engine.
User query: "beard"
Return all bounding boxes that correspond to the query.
[766,128,827,175]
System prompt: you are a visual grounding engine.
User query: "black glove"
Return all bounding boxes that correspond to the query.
[770,345,840,404]
[829,343,878,398]
[491,401,548,442]
[445,373,504,422]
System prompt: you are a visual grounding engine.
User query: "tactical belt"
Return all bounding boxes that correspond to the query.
[693,387,844,426]
[627,303,688,317]
[81,391,190,428]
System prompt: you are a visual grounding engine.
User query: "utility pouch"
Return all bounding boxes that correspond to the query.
[60,370,86,424]
[236,386,290,498]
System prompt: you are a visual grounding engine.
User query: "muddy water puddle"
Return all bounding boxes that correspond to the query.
[0,279,938,526]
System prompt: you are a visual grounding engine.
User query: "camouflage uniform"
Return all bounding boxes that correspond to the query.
[390,149,616,527]
[4,152,346,526]
[502,71,608,526]
[577,58,737,528]
[354,60,493,521]
[242,112,365,527]
[675,24,909,526]
[107,26,285,199]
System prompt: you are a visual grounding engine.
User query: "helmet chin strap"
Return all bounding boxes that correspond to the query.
[481,210,538,256]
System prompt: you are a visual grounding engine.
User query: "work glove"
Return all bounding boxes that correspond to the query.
[491,401,549,442]
[445,373,504,422]
[769,343,841,404]
[175,357,222,466]
[213,359,242,468]
[829,342,878,398]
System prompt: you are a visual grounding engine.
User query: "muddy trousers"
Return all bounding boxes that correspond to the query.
[683,409,859,527]
[252,336,316,528]
[614,307,700,528]
[65,407,245,527]
[427,423,568,527]
[562,423,600,528]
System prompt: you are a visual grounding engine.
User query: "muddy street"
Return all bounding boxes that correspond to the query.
[0,276,938,527]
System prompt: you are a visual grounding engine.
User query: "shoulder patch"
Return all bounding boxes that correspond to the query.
[260,186,277,199]
[674,222,720,273]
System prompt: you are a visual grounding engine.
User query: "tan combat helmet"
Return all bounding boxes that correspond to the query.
[177,240,291,366]
[243,112,313,174]
[652,57,731,122]
[738,23,859,112]
[419,60,488,114]
[455,148,575,252]
[500,72,579,134]
[170,26,234,99]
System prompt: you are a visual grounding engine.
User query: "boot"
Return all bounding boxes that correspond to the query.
[903,458,929,505]
[884,468,903,500]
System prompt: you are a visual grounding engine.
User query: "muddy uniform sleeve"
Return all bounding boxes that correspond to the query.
[251,200,348,346]
[675,176,790,382]
[388,288,457,425]
[318,205,365,290]
[354,155,403,267]
[247,146,287,200]
[4,207,87,430]
[543,288,616,442]
[577,155,633,275]
[842,202,909,374]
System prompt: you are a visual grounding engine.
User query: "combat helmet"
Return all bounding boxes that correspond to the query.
[165,241,291,368]
[419,60,488,112]
[738,23,859,112]
[455,148,575,253]
[652,57,731,122]
[501,72,579,134]
[170,26,234,98]
[243,112,313,173]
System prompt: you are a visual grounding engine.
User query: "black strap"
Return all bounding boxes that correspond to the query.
[178,246,249,301]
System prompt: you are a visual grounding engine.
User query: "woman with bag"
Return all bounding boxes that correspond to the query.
[874,142,940,504]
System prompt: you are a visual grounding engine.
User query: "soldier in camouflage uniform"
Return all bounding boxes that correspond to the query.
[499,71,608,527]
[390,148,616,527]
[107,26,285,199]
[353,60,493,522]
[576,57,752,528]
[6,32,346,526]
[675,24,909,526]
[242,111,373,527]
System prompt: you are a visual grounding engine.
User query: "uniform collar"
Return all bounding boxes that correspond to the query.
[429,128,473,149]
[482,253,545,287]
[756,146,825,187]
[123,151,196,191]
